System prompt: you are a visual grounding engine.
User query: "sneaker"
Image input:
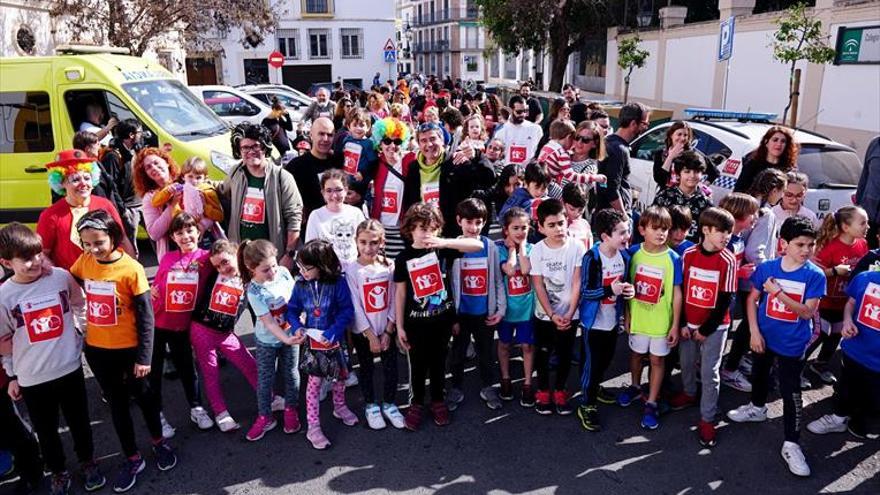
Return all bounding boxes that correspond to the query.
[807,414,848,435]
[152,439,177,471]
[668,391,698,411]
[800,373,813,390]
[431,401,450,426]
[80,460,106,492]
[727,403,768,423]
[499,378,513,401]
[721,369,753,393]
[0,450,13,477]
[365,404,387,430]
[554,390,573,415]
[480,386,503,410]
[270,395,285,412]
[111,457,145,493]
[245,415,277,441]
[809,362,837,385]
[617,385,643,407]
[535,390,553,415]
[215,411,240,432]
[159,412,176,439]
[698,420,717,447]
[332,405,359,426]
[641,402,660,430]
[345,370,359,388]
[577,404,601,432]
[446,387,464,411]
[848,418,868,439]
[49,472,71,495]
[283,406,302,434]
[781,441,811,477]
[190,406,214,430]
[520,384,536,408]
[404,403,424,431]
[306,427,331,450]
[381,403,406,429]
[596,386,617,405]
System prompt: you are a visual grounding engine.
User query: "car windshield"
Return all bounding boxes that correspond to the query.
[122,79,228,140]
[797,145,862,187]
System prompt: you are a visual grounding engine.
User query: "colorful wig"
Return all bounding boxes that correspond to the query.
[371,117,410,150]
[47,161,101,195]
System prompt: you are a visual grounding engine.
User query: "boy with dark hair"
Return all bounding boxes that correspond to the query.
[562,183,593,249]
[667,205,694,256]
[448,199,506,411]
[529,199,586,415]
[500,162,551,226]
[653,151,712,242]
[727,215,826,477]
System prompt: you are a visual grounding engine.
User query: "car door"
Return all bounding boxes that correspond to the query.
[628,125,669,210]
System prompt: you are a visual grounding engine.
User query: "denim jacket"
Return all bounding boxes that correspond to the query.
[285,276,354,344]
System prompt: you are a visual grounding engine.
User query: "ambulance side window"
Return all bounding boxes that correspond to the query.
[0,91,54,153]
[63,89,156,147]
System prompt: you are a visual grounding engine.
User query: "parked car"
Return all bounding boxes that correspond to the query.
[628,109,861,220]
[308,81,361,96]
[237,83,313,106]
[237,85,308,125]
[190,84,301,144]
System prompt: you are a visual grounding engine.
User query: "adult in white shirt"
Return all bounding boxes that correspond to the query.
[78,101,118,146]
[305,169,366,262]
[493,95,544,169]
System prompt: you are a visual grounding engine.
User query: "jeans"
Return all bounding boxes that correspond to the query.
[449,313,497,389]
[750,348,805,443]
[149,328,201,410]
[679,328,728,422]
[351,331,398,404]
[190,322,258,415]
[255,342,300,416]
[406,318,452,405]
[580,327,618,405]
[535,318,578,392]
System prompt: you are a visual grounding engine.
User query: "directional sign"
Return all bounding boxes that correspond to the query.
[718,16,735,62]
[268,50,284,69]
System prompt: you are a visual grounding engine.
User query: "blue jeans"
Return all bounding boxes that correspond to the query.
[255,342,300,416]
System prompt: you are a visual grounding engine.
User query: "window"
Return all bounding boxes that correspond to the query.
[630,126,668,161]
[309,29,330,59]
[489,50,500,78]
[464,55,478,72]
[464,26,479,49]
[340,28,363,59]
[503,52,517,79]
[202,90,260,118]
[520,51,531,81]
[303,0,331,14]
[691,130,732,167]
[277,29,299,59]
[0,91,53,153]
[123,80,226,139]
[243,59,270,84]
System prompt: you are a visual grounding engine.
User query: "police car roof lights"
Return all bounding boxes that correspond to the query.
[684,108,777,123]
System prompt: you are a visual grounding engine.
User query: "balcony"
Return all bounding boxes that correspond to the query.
[412,40,451,53]
[412,7,479,26]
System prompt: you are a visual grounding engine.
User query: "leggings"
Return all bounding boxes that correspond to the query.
[449,313,497,388]
[149,328,201,410]
[305,376,347,427]
[535,318,578,392]
[351,331,398,405]
[750,348,805,443]
[0,382,42,484]
[85,346,163,457]
[406,318,453,405]
[190,322,258,415]
[580,328,618,405]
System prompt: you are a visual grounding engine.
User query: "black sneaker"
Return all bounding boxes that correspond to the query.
[596,386,616,405]
[848,417,868,440]
[499,378,513,401]
[49,472,71,495]
[112,457,145,493]
[577,404,601,432]
[152,440,177,471]
[554,391,574,416]
[520,384,536,408]
[80,460,106,492]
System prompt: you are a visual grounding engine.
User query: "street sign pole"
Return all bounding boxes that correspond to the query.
[383,38,397,85]
[718,16,735,109]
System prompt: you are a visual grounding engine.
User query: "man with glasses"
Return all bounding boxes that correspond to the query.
[588,109,613,137]
[597,101,650,213]
[493,95,544,170]
[284,117,343,229]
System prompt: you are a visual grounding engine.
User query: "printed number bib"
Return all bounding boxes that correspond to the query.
[21,293,64,343]
[166,271,198,313]
[208,276,244,316]
[634,264,664,305]
[381,189,400,215]
[343,142,362,175]
[363,274,390,313]
[269,305,291,331]
[856,282,880,331]
[529,197,545,221]
[241,187,266,224]
[602,274,621,306]
[422,182,440,206]
[766,279,805,322]
[85,280,117,327]
[407,251,445,299]
[309,336,340,351]
[509,145,527,164]
[686,267,720,309]
[461,258,489,296]
[508,270,531,296]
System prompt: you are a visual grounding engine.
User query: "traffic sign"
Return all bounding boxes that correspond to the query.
[384,50,397,63]
[718,16,735,61]
[268,50,284,69]
[383,38,396,51]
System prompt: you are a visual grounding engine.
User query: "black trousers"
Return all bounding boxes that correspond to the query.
[724,291,752,372]
[535,318,578,391]
[449,313,497,388]
[406,318,452,405]
[582,328,618,405]
[149,328,201,410]
[85,346,163,457]
[20,367,94,474]
[833,353,880,425]
[750,348,805,443]
[352,331,399,404]
[0,382,42,484]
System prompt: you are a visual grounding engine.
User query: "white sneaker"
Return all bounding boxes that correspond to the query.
[271,395,285,412]
[781,441,811,477]
[190,406,214,430]
[159,412,176,439]
[345,371,359,388]
[807,414,848,435]
[364,403,386,430]
[215,411,240,432]
[721,369,753,392]
[800,373,813,390]
[727,403,768,423]
[381,402,405,429]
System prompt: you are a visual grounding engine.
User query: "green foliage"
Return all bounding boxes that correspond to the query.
[771,2,835,65]
[617,35,649,74]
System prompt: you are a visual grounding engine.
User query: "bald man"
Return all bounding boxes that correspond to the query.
[283,117,343,226]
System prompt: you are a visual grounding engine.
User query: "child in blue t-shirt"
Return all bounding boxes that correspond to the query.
[806,269,880,439]
[727,216,826,478]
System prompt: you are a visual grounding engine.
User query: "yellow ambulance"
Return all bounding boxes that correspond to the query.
[0,45,237,225]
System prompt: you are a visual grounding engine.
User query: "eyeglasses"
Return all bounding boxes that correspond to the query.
[381,138,403,146]
[513,109,528,115]
[575,136,594,144]
[239,143,263,153]
[296,261,315,273]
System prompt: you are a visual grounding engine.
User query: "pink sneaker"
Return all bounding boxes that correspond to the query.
[283,406,301,434]
[245,415,277,442]
[332,405,359,426]
[306,426,331,450]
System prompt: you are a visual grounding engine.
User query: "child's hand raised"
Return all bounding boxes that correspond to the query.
[422,236,447,249]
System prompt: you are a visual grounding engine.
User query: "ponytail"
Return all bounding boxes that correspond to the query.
[237,238,277,285]
[237,239,254,284]
[817,205,867,251]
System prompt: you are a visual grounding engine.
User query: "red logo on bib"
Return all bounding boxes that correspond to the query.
[766,279,804,322]
[461,258,488,296]
[602,275,619,305]
[343,142,362,175]
[166,271,198,313]
[208,277,243,316]
[85,280,117,327]
[241,188,266,224]
[686,267,719,309]
[507,270,531,296]
[407,252,445,299]
[22,301,64,343]
[633,265,664,304]
[510,145,527,164]
[856,282,880,331]
[364,279,389,313]
[381,190,399,214]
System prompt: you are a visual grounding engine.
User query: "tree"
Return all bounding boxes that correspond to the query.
[50,0,279,57]
[770,2,835,127]
[617,35,649,103]
[476,0,614,92]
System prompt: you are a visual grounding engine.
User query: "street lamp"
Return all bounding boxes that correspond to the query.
[636,0,653,27]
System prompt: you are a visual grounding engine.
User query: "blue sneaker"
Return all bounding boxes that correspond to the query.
[616,386,643,407]
[0,450,13,477]
[641,401,660,430]
[112,456,145,493]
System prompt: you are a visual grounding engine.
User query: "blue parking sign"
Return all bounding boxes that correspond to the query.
[718,16,735,61]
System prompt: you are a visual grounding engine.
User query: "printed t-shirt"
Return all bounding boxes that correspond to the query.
[458,237,491,316]
[843,271,880,372]
[247,266,295,346]
[593,250,625,331]
[628,244,683,337]
[192,270,246,333]
[304,205,366,263]
[393,246,458,322]
[152,249,212,331]
[813,237,868,310]
[497,241,534,323]
[681,246,737,330]
[239,169,270,241]
[343,259,395,335]
[529,238,586,321]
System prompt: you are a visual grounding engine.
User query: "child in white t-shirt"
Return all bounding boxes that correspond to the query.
[305,169,366,263]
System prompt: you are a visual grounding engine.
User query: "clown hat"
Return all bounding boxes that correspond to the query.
[47,149,98,169]
[46,149,101,195]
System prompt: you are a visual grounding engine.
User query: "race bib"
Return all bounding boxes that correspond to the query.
[309,336,340,351]
[381,189,400,215]
[686,267,719,309]
[602,274,621,305]
[85,280,117,327]
[241,187,266,224]
[509,145,527,164]
[529,197,545,220]
[856,282,880,331]
[343,142,362,175]
[166,271,198,313]
[766,279,805,322]
[508,270,531,296]
[461,258,489,296]
[407,251,445,299]
[208,276,244,316]
[20,293,64,343]
[363,275,390,313]
[269,305,291,330]
[422,182,440,206]
[634,264,664,305]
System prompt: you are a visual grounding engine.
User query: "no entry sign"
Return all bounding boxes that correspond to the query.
[268,51,284,69]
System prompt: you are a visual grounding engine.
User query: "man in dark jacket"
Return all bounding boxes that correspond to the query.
[597,102,650,213]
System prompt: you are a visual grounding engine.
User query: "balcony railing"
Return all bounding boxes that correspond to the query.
[412,7,479,26]
[412,40,451,53]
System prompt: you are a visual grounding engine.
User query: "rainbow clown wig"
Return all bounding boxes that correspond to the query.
[46,149,101,195]
[371,117,410,151]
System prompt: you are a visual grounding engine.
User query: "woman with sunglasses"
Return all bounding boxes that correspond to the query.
[368,118,412,258]
[569,121,608,215]
[332,97,354,132]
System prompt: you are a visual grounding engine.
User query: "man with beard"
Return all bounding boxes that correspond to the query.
[563,83,588,125]
[101,119,144,254]
[492,95,544,169]
[520,82,543,124]
[303,88,337,122]
[284,117,343,228]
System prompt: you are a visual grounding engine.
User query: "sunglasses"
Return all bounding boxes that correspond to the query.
[575,136,594,144]
[418,122,441,132]
[513,109,528,115]
[381,138,403,146]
